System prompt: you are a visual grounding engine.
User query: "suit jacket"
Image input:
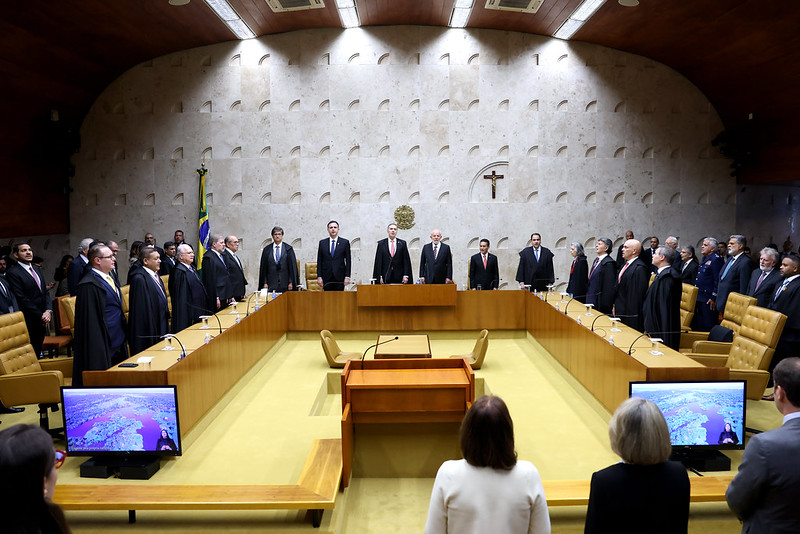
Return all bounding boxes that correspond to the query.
[169,262,207,332]
[515,246,555,292]
[769,277,800,338]
[469,252,499,290]
[566,255,588,303]
[585,461,689,534]
[159,255,177,276]
[201,251,231,311]
[747,268,781,308]
[66,254,89,296]
[717,253,755,313]
[258,243,299,292]
[615,244,626,270]
[316,237,351,287]
[642,248,656,272]
[726,417,800,533]
[223,249,248,299]
[128,268,170,356]
[373,238,412,283]
[586,255,616,314]
[419,242,452,284]
[5,261,51,354]
[614,257,650,331]
[0,276,19,314]
[643,268,682,350]
[695,253,723,301]
[680,258,699,285]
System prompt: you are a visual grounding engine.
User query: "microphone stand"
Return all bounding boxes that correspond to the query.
[627,333,653,355]
[360,336,399,369]
[198,314,223,335]
[161,334,187,360]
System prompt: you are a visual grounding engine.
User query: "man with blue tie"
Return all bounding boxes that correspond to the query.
[715,234,755,318]
[128,246,170,355]
[259,226,299,293]
[765,254,800,400]
[72,245,127,385]
[316,221,351,291]
[516,232,555,292]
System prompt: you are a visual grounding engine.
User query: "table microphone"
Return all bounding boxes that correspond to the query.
[198,314,223,335]
[360,336,399,369]
[161,334,187,360]
[563,294,589,315]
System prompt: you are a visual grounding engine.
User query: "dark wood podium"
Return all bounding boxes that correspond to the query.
[340,358,475,486]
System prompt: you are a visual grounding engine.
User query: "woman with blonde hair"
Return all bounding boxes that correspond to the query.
[584,397,689,533]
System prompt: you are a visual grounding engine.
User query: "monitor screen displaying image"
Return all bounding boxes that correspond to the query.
[61,386,181,456]
[629,380,746,450]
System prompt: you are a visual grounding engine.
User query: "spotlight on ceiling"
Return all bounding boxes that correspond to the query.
[205,0,255,39]
[449,0,474,28]
[168,0,190,5]
[618,0,639,6]
[553,0,606,40]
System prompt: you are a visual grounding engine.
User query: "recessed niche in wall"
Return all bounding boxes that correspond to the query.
[259,54,270,66]
[556,192,568,203]
[614,192,625,203]
[641,192,654,204]
[670,148,681,159]
[642,147,654,158]
[291,238,301,249]
[348,146,359,158]
[348,53,360,64]
[290,100,301,111]
[614,101,626,113]
[206,193,213,206]
[585,192,597,204]
[170,56,182,67]
[202,147,212,160]
[555,237,567,249]
[260,146,271,158]
[557,100,568,111]
[527,146,539,157]
[409,99,420,110]
[172,194,184,206]
[378,53,390,65]
[409,191,420,203]
[200,101,212,113]
[528,100,539,111]
[143,148,154,160]
[319,100,329,110]
[438,99,449,111]
[409,53,420,65]
[585,146,596,158]
[468,54,479,65]
[469,146,480,156]
[348,99,360,110]
[527,191,538,203]
[468,237,480,249]
[496,56,509,65]
[291,192,302,204]
[614,147,626,158]
[260,193,272,204]
[558,54,568,63]
[230,54,241,67]
[585,101,597,112]
[498,100,509,111]
[557,146,568,157]
[260,238,272,249]
[379,145,390,157]
[259,100,270,111]
[438,192,449,203]
[113,149,125,160]
[349,192,360,203]
[725,193,736,205]
[468,99,479,110]
[498,146,508,157]
[230,100,241,111]
[670,192,681,204]
[497,237,509,249]
[379,99,390,111]
[230,193,243,205]
[320,192,331,204]
[200,55,211,67]
[319,146,330,157]
[172,147,184,160]
[409,237,420,249]
[291,146,301,158]
[531,54,539,65]
[439,54,450,65]
[438,146,450,156]
[408,146,420,157]
[231,147,242,158]
[115,194,127,206]
[584,237,597,249]
[144,193,155,206]
[379,191,390,203]
[698,192,709,204]
[319,53,330,65]
[350,238,360,251]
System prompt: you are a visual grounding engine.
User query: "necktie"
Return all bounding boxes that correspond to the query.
[535,248,539,262]
[483,255,487,269]
[433,244,438,260]
[105,274,120,299]
[774,280,789,303]
[721,257,735,280]
[618,261,630,282]
[590,257,599,277]
[330,240,335,256]
[275,245,281,262]
[29,266,42,292]
[390,240,395,257]
[0,279,8,298]
[755,271,767,291]
[152,273,166,298]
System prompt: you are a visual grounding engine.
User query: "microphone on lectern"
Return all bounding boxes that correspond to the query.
[360,336,400,369]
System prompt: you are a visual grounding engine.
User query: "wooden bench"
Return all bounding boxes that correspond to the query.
[543,475,734,506]
[53,438,342,528]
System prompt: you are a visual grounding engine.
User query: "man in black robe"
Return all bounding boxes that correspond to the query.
[72,244,127,386]
[223,235,248,300]
[169,244,207,332]
[516,232,555,292]
[614,239,650,331]
[128,246,169,355]
[643,246,682,351]
[202,235,233,311]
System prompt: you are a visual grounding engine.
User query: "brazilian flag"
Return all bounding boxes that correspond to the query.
[197,165,210,273]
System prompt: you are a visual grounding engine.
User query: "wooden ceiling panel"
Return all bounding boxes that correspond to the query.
[357,0,453,27]
[233,0,343,34]
[467,0,581,36]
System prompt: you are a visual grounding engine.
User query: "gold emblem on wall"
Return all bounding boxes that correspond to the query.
[394,205,415,230]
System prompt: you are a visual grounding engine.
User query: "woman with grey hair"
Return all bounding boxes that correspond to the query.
[584,397,689,534]
[566,242,588,302]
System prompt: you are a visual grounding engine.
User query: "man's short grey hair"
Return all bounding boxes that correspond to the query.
[657,246,677,265]
[760,247,780,264]
[79,237,94,253]
[176,244,193,255]
[730,235,747,247]
[597,238,613,253]
[704,237,718,248]
[665,236,679,248]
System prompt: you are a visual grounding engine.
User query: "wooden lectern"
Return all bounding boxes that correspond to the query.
[340,358,475,486]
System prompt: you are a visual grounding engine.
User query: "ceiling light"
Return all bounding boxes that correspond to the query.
[204,0,255,39]
[335,0,360,28]
[553,0,606,40]
[618,0,639,5]
[169,0,190,5]
[449,0,474,28]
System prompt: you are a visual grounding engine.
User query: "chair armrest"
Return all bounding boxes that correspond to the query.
[728,369,771,400]
[0,371,63,406]
[39,357,73,378]
[680,331,709,350]
[687,354,729,367]
[691,341,732,354]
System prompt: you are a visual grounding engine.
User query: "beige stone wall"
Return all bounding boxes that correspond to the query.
[70,26,735,288]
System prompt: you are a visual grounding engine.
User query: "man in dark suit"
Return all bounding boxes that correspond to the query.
[715,234,755,317]
[727,357,800,532]
[66,237,93,295]
[144,232,166,260]
[515,232,555,292]
[372,223,412,284]
[72,244,127,385]
[693,237,724,331]
[665,236,684,276]
[159,241,177,276]
[641,236,659,272]
[747,247,782,308]
[0,275,19,315]
[259,226,299,293]
[765,254,800,397]
[223,235,248,300]
[468,239,499,290]
[615,230,634,269]
[586,238,617,314]
[169,244,207,332]
[419,229,453,285]
[128,246,170,356]
[678,245,699,285]
[202,234,233,311]
[316,220,351,291]
[643,246,683,351]
[5,243,51,356]
[614,239,650,331]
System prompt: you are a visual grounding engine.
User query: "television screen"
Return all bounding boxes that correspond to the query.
[60,386,181,456]
[629,380,746,450]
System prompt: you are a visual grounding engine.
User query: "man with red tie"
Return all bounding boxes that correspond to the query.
[586,238,617,314]
[373,223,412,284]
[469,239,499,290]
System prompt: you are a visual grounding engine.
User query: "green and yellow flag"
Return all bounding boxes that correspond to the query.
[197,165,210,272]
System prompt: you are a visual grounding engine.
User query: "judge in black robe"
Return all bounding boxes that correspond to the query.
[614,240,650,331]
[258,229,299,292]
[202,236,233,310]
[169,247,207,332]
[586,238,617,314]
[128,249,170,355]
[643,247,682,351]
[515,233,555,292]
[223,236,248,300]
[566,242,588,303]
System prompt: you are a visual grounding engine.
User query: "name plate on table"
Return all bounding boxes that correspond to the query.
[356,284,457,307]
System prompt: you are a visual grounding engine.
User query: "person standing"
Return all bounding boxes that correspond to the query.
[614,239,650,331]
[747,247,782,308]
[615,230,634,269]
[643,246,682,351]
[316,221,351,291]
[169,244,207,332]
[66,237,93,296]
[258,226,299,293]
[128,247,169,356]
[515,233,555,292]
[715,235,755,318]
[586,238,617,314]
[469,239,499,290]
[372,223,412,284]
[693,237,724,331]
[764,254,800,399]
[566,242,588,302]
[0,274,19,315]
[159,241,177,276]
[678,245,699,285]
[223,235,247,301]
[202,234,232,311]
[419,229,453,285]
[5,243,51,357]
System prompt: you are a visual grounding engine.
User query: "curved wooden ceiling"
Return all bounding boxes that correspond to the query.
[1,0,798,235]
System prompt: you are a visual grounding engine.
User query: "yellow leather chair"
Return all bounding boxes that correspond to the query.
[61,295,77,336]
[320,330,361,368]
[679,283,699,331]
[680,292,756,353]
[161,274,171,313]
[687,306,787,399]
[450,329,489,369]
[121,284,131,320]
[306,262,322,291]
[0,312,72,433]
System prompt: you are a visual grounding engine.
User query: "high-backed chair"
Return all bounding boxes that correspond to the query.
[680,292,756,353]
[687,306,787,399]
[306,262,322,292]
[320,330,361,368]
[679,283,699,331]
[41,296,74,358]
[121,284,131,319]
[0,312,72,433]
[450,329,489,369]
[161,274,172,313]
[61,296,77,336]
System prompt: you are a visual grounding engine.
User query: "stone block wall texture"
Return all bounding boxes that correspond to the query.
[68,26,739,288]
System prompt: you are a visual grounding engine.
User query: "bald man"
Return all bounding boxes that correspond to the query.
[614,239,650,331]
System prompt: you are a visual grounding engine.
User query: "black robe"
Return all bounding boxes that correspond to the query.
[128,269,170,355]
[614,257,650,331]
[72,272,127,386]
[566,255,589,303]
[515,246,556,292]
[202,252,231,310]
[169,262,207,332]
[643,268,682,350]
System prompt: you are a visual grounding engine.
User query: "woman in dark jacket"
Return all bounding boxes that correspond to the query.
[566,242,589,303]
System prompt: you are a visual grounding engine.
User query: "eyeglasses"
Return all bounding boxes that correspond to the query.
[55,449,66,469]
[98,255,114,259]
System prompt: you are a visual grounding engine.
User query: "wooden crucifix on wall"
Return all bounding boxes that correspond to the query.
[483,170,504,199]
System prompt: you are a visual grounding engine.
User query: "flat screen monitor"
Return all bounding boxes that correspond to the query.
[60,385,181,456]
[629,380,746,450]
